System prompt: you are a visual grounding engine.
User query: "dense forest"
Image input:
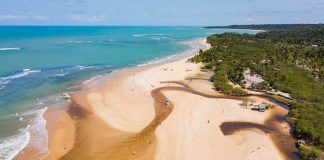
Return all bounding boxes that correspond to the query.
[204,24,324,30]
[192,24,324,159]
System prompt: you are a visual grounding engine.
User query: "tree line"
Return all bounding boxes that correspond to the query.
[192,24,324,159]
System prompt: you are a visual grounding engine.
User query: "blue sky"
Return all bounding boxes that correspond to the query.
[0,0,323,25]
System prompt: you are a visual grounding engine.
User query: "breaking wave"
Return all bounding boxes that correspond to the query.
[0,69,41,90]
[0,48,21,51]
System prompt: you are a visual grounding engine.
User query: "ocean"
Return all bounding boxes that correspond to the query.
[0,26,256,159]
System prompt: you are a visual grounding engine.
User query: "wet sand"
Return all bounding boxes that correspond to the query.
[45,107,75,159]
[220,121,298,160]
[59,99,157,160]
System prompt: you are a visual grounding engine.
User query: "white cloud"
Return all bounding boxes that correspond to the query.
[33,15,48,20]
[244,17,253,22]
[0,14,48,20]
[69,14,107,22]
[0,15,28,20]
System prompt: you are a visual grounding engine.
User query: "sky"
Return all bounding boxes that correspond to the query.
[0,0,323,26]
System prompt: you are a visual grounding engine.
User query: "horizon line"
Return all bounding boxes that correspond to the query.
[0,23,323,27]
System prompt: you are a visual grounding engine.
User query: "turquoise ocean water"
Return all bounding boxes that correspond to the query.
[0,26,256,159]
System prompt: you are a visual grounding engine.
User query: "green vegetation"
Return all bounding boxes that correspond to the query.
[210,63,247,95]
[251,81,270,90]
[299,145,320,160]
[265,103,273,110]
[267,94,292,106]
[192,24,324,158]
[203,24,324,30]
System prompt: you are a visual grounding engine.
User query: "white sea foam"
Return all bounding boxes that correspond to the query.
[27,107,48,158]
[68,40,93,43]
[83,76,101,85]
[133,34,168,37]
[135,38,205,68]
[75,65,95,70]
[14,113,23,121]
[0,69,41,90]
[0,48,21,51]
[0,126,30,160]
[136,54,178,67]
[133,34,142,37]
[54,73,68,77]
[83,76,97,84]
[37,101,44,105]
[2,107,49,159]
[0,95,67,160]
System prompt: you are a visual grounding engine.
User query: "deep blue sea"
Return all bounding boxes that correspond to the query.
[0,26,256,159]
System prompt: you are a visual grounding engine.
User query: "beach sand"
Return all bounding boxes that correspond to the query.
[44,107,75,159]
[24,38,295,160]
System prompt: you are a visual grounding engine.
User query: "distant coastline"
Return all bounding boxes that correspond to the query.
[203,23,324,30]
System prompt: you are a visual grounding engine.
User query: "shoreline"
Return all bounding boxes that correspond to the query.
[17,37,296,160]
[13,38,209,159]
[47,38,210,159]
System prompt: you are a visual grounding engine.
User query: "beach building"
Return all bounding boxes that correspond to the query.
[257,103,266,112]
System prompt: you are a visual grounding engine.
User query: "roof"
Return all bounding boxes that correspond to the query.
[258,104,266,109]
